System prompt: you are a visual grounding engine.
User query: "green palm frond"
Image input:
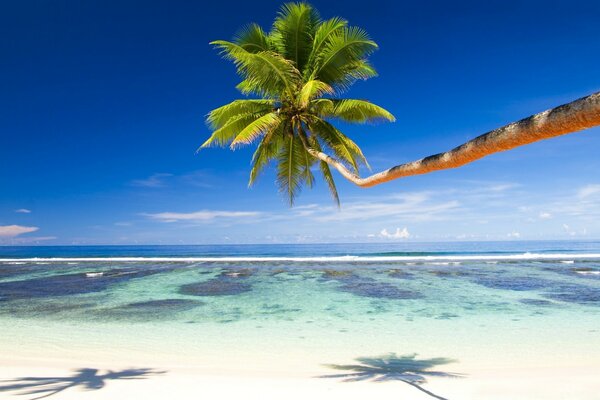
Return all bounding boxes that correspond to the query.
[304,17,348,80]
[308,117,369,172]
[309,136,340,205]
[207,99,276,129]
[298,80,333,108]
[200,112,268,149]
[249,129,284,186]
[320,99,395,123]
[313,26,378,89]
[233,23,271,53]
[272,2,321,71]
[277,133,311,205]
[211,40,301,98]
[231,112,282,148]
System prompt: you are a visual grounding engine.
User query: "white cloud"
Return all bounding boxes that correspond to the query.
[539,212,552,219]
[0,225,39,237]
[144,210,262,223]
[578,184,600,199]
[310,192,460,222]
[507,231,521,238]
[131,173,173,188]
[379,227,411,239]
[15,208,31,214]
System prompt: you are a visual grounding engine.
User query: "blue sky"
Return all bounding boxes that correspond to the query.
[1,0,599,245]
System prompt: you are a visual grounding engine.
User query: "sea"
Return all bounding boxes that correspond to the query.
[1,240,599,393]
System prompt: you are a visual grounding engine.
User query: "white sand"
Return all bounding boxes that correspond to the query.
[2,353,600,400]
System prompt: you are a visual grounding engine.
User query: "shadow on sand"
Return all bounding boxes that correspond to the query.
[318,353,463,400]
[0,368,165,399]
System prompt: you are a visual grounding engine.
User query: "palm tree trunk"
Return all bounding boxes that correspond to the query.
[305,91,600,187]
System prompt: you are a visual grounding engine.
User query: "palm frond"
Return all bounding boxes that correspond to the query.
[249,129,284,186]
[298,80,333,108]
[200,112,266,149]
[233,23,271,53]
[207,99,276,129]
[231,112,282,148]
[211,40,301,98]
[276,134,310,206]
[309,136,340,205]
[304,17,348,80]
[272,2,321,71]
[320,99,395,123]
[310,98,335,114]
[313,26,378,89]
[307,117,369,171]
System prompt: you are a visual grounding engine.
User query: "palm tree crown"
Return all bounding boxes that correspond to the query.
[201,2,395,205]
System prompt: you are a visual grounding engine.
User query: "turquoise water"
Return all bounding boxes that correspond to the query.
[1,241,600,377]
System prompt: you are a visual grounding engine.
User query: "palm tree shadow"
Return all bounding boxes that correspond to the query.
[318,353,464,400]
[0,367,165,399]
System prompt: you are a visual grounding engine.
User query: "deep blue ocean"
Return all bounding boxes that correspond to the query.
[1,240,600,259]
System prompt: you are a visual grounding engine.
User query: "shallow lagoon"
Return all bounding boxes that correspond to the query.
[1,242,600,399]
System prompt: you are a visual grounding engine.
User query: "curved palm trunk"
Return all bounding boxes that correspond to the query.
[305,91,600,187]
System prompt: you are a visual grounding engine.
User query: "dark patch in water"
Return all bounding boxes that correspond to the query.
[427,269,475,278]
[322,269,353,278]
[179,269,254,297]
[519,298,555,307]
[95,299,202,321]
[0,268,166,301]
[0,264,40,279]
[179,280,252,296]
[472,276,554,292]
[387,269,414,280]
[269,269,287,276]
[322,271,422,300]
[435,312,459,320]
[0,300,95,318]
[121,299,202,310]
[543,284,600,306]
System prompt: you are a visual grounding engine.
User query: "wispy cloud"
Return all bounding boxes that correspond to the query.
[114,221,133,227]
[15,208,31,214]
[578,184,600,199]
[143,210,262,223]
[304,192,461,222]
[0,225,39,237]
[131,173,173,188]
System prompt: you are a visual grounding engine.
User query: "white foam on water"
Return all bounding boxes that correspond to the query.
[2,253,600,263]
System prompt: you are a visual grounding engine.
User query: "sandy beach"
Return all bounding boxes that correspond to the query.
[3,355,600,399]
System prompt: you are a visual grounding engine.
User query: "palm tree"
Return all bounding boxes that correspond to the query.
[201,2,394,205]
[202,2,600,203]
